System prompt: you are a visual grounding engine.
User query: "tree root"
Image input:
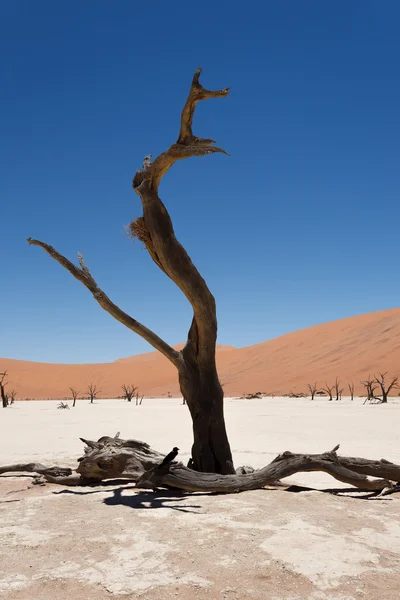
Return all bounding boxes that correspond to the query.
[1,436,399,494]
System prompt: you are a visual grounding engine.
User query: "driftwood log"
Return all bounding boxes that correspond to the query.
[1,435,400,493]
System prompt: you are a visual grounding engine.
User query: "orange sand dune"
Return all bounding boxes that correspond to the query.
[1,308,400,399]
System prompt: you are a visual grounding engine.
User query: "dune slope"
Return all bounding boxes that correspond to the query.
[1,308,399,398]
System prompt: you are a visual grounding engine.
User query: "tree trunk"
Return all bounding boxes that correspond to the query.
[179,358,233,474]
[1,386,8,408]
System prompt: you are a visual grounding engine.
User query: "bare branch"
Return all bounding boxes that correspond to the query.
[130,69,231,362]
[307,382,317,400]
[373,372,399,404]
[322,382,335,401]
[121,384,138,402]
[178,68,230,145]
[361,376,380,404]
[87,383,101,404]
[27,238,182,369]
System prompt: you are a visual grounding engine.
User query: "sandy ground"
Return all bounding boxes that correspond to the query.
[1,397,400,600]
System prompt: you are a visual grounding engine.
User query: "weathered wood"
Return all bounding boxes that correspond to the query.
[0,463,72,478]
[1,438,399,494]
[137,447,397,493]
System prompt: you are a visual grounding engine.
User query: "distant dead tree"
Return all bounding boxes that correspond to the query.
[348,381,355,401]
[322,382,335,402]
[241,392,263,399]
[334,377,344,401]
[361,376,380,404]
[87,383,101,404]
[288,390,306,398]
[8,390,16,405]
[135,393,144,406]
[0,372,8,408]
[69,387,79,407]
[307,382,318,401]
[57,401,70,410]
[121,384,138,403]
[373,372,399,404]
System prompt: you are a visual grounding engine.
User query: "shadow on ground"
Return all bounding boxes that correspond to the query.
[54,487,205,512]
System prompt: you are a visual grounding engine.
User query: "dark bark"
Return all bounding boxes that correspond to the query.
[28,69,234,474]
[307,382,317,401]
[322,383,334,402]
[334,377,343,401]
[0,372,8,408]
[87,383,100,404]
[69,387,79,407]
[374,372,399,404]
[121,384,137,403]
[362,377,380,404]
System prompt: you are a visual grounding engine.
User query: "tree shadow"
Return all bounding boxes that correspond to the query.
[283,484,397,500]
[103,488,204,513]
[54,487,205,513]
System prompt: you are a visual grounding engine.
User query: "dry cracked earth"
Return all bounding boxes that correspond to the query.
[1,476,400,600]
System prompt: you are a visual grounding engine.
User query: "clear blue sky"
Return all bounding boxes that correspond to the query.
[1,1,399,363]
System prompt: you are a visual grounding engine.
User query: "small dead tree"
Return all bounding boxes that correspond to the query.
[0,372,8,408]
[322,382,334,402]
[348,381,355,401]
[307,382,318,400]
[69,387,79,407]
[8,390,16,405]
[361,377,380,404]
[57,401,70,410]
[334,377,344,401]
[87,383,101,404]
[121,384,138,403]
[373,372,400,404]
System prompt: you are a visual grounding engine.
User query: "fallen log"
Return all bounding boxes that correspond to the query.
[1,435,400,493]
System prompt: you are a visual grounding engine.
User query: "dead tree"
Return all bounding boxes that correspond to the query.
[8,390,16,405]
[348,381,355,401]
[87,383,101,404]
[69,387,79,407]
[2,436,400,495]
[334,377,344,401]
[135,393,144,406]
[322,382,334,402]
[57,401,70,410]
[361,377,380,404]
[28,69,234,474]
[121,384,138,403]
[307,382,318,400]
[288,390,306,398]
[373,372,400,404]
[0,372,8,408]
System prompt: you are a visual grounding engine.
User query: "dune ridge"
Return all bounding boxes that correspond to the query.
[1,308,399,399]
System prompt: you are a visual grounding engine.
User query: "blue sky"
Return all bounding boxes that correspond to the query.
[1,1,399,363]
